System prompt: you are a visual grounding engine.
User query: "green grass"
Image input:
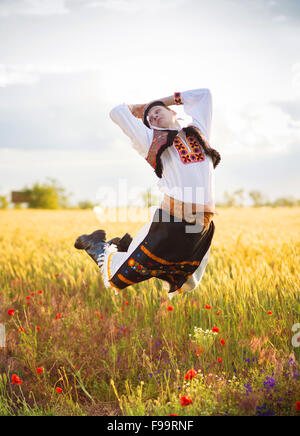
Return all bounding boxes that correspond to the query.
[0,208,299,415]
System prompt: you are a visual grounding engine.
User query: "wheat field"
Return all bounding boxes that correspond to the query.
[0,207,299,416]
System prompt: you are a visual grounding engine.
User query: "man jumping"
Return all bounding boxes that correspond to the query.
[75,88,220,299]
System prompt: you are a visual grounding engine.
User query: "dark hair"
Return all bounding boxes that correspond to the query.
[143,101,171,128]
[184,126,221,169]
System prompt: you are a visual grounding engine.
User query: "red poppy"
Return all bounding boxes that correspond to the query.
[36,326,41,331]
[26,296,30,300]
[205,305,212,309]
[268,311,272,315]
[26,302,30,306]
[167,306,173,311]
[169,414,178,416]
[56,313,62,320]
[30,292,35,297]
[217,310,221,315]
[217,357,223,363]
[37,289,42,294]
[18,326,25,333]
[195,347,204,356]
[125,301,129,305]
[296,401,300,411]
[212,326,219,333]
[220,339,225,346]
[121,307,124,311]
[11,374,22,385]
[180,396,192,406]
[7,309,15,316]
[56,387,63,393]
[36,367,44,375]
[184,369,197,380]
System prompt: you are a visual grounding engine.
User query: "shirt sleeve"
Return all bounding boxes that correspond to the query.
[181,88,212,141]
[109,104,154,158]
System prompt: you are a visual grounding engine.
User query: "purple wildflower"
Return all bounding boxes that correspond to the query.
[263,376,276,393]
[288,357,296,366]
[244,382,253,395]
[256,403,276,416]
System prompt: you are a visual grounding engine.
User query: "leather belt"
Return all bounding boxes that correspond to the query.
[160,194,214,229]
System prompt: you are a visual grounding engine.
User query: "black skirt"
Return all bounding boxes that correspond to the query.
[109,208,215,295]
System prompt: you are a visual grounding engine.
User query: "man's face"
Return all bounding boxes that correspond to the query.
[147,105,176,128]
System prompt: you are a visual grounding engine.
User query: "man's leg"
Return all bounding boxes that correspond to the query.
[74,230,133,266]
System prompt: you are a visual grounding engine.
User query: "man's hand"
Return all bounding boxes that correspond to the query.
[128,94,176,118]
[127,103,147,118]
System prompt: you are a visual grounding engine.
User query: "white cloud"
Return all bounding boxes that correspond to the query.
[85,0,184,12]
[0,0,299,203]
[0,0,69,17]
[273,14,288,22]
[0,147,156,204]
[214,102,300,156]
[0,64,38,87]
[292,62,300,90]
[0,63,103,87]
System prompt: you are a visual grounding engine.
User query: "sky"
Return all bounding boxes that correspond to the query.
[0,0,299,206]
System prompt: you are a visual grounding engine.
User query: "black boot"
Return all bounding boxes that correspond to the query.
[75,230,133,266]
[74,230,108,266]
[104,233,133,252]
[113,233,133,252]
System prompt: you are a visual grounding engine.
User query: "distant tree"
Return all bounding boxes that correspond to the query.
[0,195,9,209]
[45,177,71,208]
[23,178,71,209]
[249,190,265,207]
[217,190,300,208]
[271,196,297,207]
[24,183,59,209]
[233,189,245,207]
[223,191,237,207]
[78,200,96,209]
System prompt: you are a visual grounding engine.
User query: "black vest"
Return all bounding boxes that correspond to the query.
[145,125,221,178]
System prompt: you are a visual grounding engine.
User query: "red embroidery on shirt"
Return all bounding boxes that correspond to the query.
[146,130,169,169]
[174,135,205,164]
